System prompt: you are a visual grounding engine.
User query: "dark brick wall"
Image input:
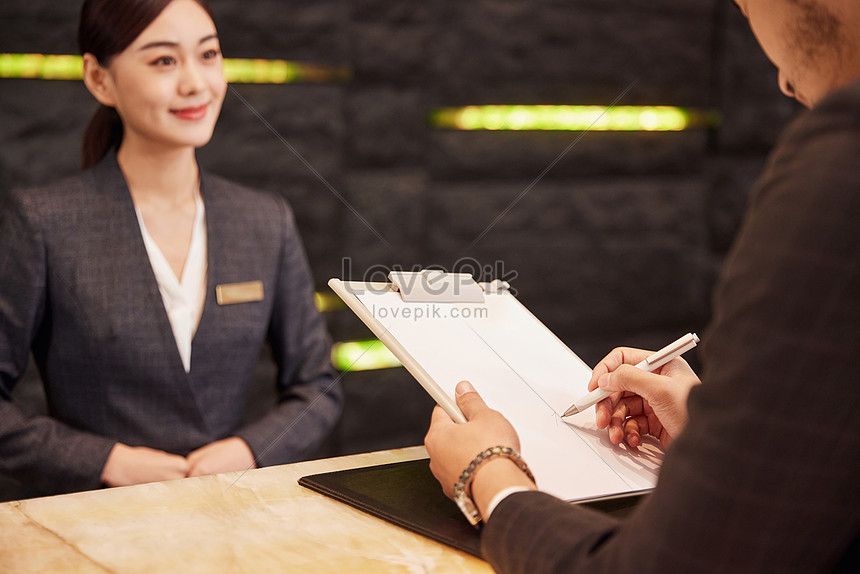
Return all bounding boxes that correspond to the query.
[0,0,803,493]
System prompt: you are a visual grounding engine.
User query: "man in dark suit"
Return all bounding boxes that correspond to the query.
[425,0,860,571]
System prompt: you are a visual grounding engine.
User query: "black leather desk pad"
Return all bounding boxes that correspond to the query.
[299,457,645,559]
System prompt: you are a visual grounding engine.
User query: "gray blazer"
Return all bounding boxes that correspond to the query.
[0,153,342,496]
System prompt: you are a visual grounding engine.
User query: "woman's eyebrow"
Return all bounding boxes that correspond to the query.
[139,34,218,51]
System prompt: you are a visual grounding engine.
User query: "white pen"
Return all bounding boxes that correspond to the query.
[561,332,700,417]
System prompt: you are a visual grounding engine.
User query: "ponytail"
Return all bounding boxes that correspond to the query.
[81,104,123,169]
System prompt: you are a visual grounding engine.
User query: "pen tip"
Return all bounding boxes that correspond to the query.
[562,407,578,417]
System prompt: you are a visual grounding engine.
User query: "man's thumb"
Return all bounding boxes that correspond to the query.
[599,365,665,402]
[455,380,488,420]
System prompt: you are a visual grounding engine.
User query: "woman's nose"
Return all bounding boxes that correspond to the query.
[179,61,206,95]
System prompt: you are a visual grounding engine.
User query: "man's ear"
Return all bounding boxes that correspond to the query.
[82,53,117,107]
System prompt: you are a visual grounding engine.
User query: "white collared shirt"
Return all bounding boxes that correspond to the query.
[134,194,207,373]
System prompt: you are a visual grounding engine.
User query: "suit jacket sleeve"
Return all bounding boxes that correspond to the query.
[233,196,342,466]
[0,189,115,494]
[481,82,860,572]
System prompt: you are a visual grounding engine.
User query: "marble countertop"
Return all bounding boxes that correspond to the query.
[0,446,492,573]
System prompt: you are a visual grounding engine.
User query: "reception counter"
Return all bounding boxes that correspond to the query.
[0,446,492,573]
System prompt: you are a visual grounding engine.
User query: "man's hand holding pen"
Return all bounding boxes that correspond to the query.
[589,347,701,448]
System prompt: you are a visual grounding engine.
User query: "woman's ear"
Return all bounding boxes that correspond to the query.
[82,53,117,107]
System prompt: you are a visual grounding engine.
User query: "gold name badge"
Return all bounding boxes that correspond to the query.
[216,281,265,305]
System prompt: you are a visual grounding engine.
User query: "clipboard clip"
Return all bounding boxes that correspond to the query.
[481,279,510,294]
[389,270,489,303]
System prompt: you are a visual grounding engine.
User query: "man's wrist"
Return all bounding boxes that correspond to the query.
[453,447,537,525]
[470,457,537,520]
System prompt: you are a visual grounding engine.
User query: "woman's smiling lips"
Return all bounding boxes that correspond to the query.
[171,104,209,120]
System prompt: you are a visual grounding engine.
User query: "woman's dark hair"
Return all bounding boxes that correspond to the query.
[78,0,215,169]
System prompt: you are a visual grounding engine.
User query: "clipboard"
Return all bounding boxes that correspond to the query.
[329,271,664,503]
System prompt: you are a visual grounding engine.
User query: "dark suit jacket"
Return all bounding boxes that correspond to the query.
[0,153,342,497]
[481,81,860,571]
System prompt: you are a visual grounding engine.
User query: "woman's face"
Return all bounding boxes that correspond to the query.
[97,0,226,152]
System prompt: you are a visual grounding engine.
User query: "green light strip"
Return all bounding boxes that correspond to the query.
[0,53,83,80]
[0,53,350,84]
[331,339,402,372]
[430,105,720,131]
[314,291,346,313]
[222,58,350,84]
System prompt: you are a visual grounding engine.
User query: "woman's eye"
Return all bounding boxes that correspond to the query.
[202,49,220,60]
[152,56,176,66]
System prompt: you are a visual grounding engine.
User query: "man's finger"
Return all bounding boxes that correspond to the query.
[617,394,647,418]
[610,396,631,427]
[600,364,671,406]
[588,347,656,390]
[595,396,613,428]
[430,405,455,426]
[454,380,490,420]
[622,416,643,448]
[594,389,625,428]
[588,349,620,391]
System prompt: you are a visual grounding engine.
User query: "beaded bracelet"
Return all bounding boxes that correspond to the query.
[453,446,536,527]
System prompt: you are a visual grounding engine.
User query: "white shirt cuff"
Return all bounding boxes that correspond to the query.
[484,486,532,520]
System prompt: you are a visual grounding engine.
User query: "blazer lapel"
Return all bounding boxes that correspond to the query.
[91,154,198,383]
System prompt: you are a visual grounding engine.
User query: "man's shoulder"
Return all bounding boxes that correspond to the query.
[753,79,860,210]
[814,77,860,116]
[780,78,860,146]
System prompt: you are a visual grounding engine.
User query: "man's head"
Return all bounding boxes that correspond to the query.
[735,0,860,107]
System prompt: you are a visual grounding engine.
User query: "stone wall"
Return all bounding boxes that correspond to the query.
[0,0,802,493]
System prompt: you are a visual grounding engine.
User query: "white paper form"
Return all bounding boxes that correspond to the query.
[353,288,662,502]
